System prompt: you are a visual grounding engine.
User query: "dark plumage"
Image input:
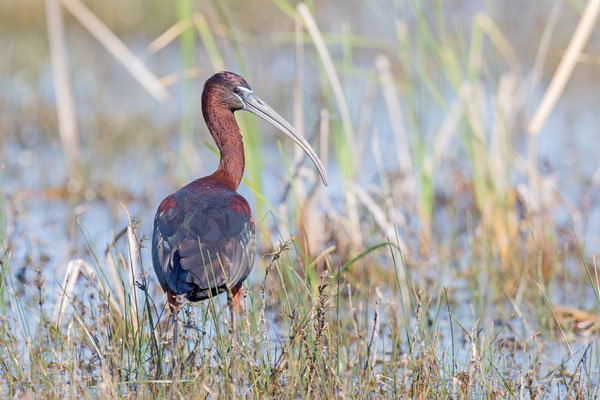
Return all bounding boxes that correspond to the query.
[152,177,256,302]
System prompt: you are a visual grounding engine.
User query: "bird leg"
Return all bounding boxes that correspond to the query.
[227,284,243,339]
[226,284,243,391]
[167,289,182,350]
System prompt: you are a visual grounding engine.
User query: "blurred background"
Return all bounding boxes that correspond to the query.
[1,0,600,396]
[2,0,599,295]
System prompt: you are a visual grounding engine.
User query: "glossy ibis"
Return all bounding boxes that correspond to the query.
[152,72,328,338]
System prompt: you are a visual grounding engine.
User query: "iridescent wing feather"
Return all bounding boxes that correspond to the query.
[152,180,256,301]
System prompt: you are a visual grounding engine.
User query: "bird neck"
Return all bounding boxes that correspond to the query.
[203,103,245,191]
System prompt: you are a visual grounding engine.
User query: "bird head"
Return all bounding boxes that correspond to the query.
[202,71,328,186]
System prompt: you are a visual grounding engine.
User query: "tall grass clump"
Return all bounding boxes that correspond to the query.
[0,222,574,398]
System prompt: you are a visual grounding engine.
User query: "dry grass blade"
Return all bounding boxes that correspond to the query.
[570,51,600,64]
[293,13,305,142]
[289,14,309,238]
[52,258,80,325]
[126,225,139,331]
[292,11,311,184]
[104,225,129,314]
[158,68,203,87]
[524,1,563,226]
[474,13,520,74]
[45,0,79,181]
[528,0,563,94]
[52,258,94,325]
[432,91,463,168]
[490,73,521,193]
[297,3,363,252]
[528,0,600,134]
[374,55,412,175]
[462,82,488,183]
[296,3,354,150]
[59,0,171,104]
[307,245,336,269]
[144,18,192,58]
[351,182,408,255]
[319,108,329,169]
[105,251,126,312]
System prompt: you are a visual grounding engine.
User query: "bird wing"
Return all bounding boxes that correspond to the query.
[152,187,256,300]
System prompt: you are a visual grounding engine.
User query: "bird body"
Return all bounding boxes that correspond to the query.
[152,177,256,305]
[151,72,327,328]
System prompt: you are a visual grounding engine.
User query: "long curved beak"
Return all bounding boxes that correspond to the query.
[243,93,328,186]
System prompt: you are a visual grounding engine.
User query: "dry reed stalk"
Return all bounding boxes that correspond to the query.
[462,81,491,211]
[374,55,412,175]
[528,0,600,135]
[158,67,203,87]
[52,258,122,325]
[351,182,407,255]
[293,14,305,146]
[462,83,487,178]
[491,74,522,264]
[528,0,563,94]
[59,0,170,105]
[304,108,332,253]
[104,254,126,313]
[344,191,363,252]
[355,79,376,163]
[524,0,563,241]
[52,258,89,324]
[430,90,463,170]
[307,245,335,269]
[297,3,362,251]
[371,127,408,230]
[45,0,79,181]
[570,51,600,64]
[474,13,520,74]
[296,3,354,151]
[489,74,520,195]
[288,13,308,250]
[126,225,139,331]
[319,108,329,170]
[144,18,192,58]
[103,227,128,315]
[104,228,127,313]
[271,16,309,248]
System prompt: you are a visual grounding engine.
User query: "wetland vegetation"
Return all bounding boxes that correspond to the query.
[1,0,600,398]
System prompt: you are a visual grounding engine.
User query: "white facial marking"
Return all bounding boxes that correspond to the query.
[234,86,252,109]
[233,92,246,109]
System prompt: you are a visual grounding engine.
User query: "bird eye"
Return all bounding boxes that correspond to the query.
[233,87,241,95]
